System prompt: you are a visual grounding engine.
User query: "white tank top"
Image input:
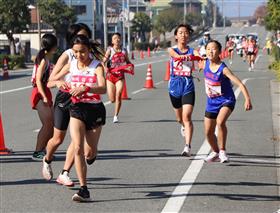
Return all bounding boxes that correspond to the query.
[63,49,75,83]
[69,59,102,104]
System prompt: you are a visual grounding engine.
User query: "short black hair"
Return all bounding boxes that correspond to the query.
[206,40,222,52]
[174,24,194,36]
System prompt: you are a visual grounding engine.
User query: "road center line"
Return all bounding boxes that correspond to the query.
[161,79,249,213]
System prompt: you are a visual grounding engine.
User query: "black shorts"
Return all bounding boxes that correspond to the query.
[205,105,235,119]
[54,91,72,131]
[70,102,106,130]
[169,91,195,109]
[247,52,255,56]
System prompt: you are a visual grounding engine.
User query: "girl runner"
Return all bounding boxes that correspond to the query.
[199,40,252,163]
[103,32,132,123]
[42,23,96,186]
[168,24,200,157]
[53,34,106,202]
[226,36,235,65]
[30,34,57,160]
[246,36,258,71]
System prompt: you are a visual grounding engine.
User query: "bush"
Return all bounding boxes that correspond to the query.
[269,45,280,81]
[0,54,26,69]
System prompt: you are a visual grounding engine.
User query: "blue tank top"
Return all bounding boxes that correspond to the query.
[168,46,195,97]
[204,59,235,101]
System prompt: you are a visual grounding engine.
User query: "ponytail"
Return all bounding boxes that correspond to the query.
[35,48,47,65]
[90,40,105,61]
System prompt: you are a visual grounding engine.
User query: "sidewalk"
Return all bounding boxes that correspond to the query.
[270,80,280,200]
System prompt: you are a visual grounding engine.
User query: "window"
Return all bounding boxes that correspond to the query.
[73,5,87,15]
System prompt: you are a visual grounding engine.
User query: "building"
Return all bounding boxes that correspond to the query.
[169,0,202,15]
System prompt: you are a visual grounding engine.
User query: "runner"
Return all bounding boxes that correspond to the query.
[226,36,235,65]
[56,34,106,202]
[246,36,258,71]
[30,33,57,160]
[42,23,94,186]
[168,24,201,157]
[198,31,211,57]
[241,36,248,62]
[198,40,252,163]
[103,32,132,123]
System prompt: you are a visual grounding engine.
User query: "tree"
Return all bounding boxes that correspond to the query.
[0,0,30,55]
[38,0,77,48]
[265,0,280,31]
[253,5,267,25]
[131,12,152,42]
[153,8,182,41]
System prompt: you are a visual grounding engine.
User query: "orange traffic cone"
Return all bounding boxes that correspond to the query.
[147,47,151,57]
[0,113,12,155]
[144,64,155,89]
[164,61,170,81]
[140,51,144,59]
[121,78,131,100]
[131,51,135,60]
[2,58,9,79]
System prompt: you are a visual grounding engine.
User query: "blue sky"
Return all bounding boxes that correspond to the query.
[215,0,268,17]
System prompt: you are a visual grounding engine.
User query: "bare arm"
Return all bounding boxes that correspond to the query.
[36,59,48,104]
[223,67,252,111]
[47,52,69,88]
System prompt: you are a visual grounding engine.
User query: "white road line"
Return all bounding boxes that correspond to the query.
[0,59,168,95]
[161,78,249,213]
[0,85,32,94]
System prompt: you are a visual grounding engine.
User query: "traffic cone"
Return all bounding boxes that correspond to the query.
[121,78,131,100]
[144,64,155,89]
[0,113,12,155]
[140,51,144,59]
[2,58,9,79]
[147,47,151,57]
[131,51,135,60]
[164,61,170,81]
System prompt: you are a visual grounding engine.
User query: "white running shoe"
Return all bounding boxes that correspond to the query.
[56,171,74,187]
[181,145,191,157]
[248,67,252,72]
[219,150,229,163]
[204,151,219,162]
[180,126,185,138]
[42,157,53,180]
[113,115,119,123]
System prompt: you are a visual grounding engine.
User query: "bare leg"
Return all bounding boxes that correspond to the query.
[204,117,219,152]
[35,101,53,151]
[182,104,194,146]
[114,79,124,116]
[45,128,66,161]
[216,107,232,151]
[107,80,116,103]
[84,127,102,161]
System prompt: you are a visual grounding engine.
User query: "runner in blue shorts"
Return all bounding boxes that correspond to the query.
[198,40,253,163]
[168,24,200,157]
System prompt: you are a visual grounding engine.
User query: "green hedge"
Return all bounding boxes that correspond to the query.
[269,45,280,81]
[0,54,26,69]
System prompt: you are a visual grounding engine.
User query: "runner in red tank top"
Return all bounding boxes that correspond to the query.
[103,33,133,123]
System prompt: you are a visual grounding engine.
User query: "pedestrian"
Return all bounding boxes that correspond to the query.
[103,32,133,123]
[168,24,200,157]
[62,34,106,201]
[30,33,57,160]
[264,37,272,55]
[42,23,96,186]
[198,40,252,163]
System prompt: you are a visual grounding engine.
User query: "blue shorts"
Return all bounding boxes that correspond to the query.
[168,76,194,98]
[205,96,235,119]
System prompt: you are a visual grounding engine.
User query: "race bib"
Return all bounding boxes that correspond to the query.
[205,79,222,98]
[173,59,192,76]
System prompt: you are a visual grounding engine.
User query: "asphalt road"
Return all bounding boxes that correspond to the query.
[0,25,279,213]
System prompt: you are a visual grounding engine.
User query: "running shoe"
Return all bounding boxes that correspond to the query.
[42,157,53,180]
[86,156,96,165]
[180,126,185,138]
[181,145,191,157]
[204,151,219,162]
[72,188,92,202]
[229,60,233,65]
[113,115,119,123]
[32,151,45,161]
[248,67,252,72]
[219,150,229,163]
[56,171,74,187]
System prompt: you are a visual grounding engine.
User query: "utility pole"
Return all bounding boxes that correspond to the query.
[212,0,216,28]
[222,0,225,28]
[122,0,126,48]
[92,0,95,40]
[36,4,41,47]
[184,0,186,24]
[238,0,240,23]
[127,0,130,52]
[103,0,108,49]
[136,0,138,13]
